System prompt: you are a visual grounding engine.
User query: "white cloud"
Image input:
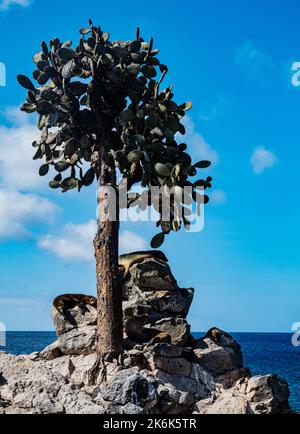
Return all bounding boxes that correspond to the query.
[180,115,219,164]
[0,108,61,242]
[3,106,31,126]
[250,146,278,174]
[0,107,47,191]
[0,0,31,10]
[38,220,147,262]
[235,40,273,82]
[211,190,227,205]
[119,230,147,253]
[38,220,97,262]
[0,189,57,240]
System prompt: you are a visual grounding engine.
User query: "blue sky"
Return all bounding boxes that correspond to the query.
[0,0,300,332]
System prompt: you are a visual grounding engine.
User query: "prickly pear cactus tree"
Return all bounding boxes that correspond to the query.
[18,20,211,360]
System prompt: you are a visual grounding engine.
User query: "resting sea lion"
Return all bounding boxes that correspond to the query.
[204,327,233,343]
[119,250,168,278]
[125,315,171,345]
[53,294,97,317]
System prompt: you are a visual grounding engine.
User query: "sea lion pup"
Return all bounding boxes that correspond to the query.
[119,250,168,278]
[125,315,171,345]
[53,294,97,317]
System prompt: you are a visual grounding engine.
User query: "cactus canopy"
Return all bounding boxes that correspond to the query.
[18,20,212,248]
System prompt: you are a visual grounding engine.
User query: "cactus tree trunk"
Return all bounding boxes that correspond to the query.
[93,144,123,361]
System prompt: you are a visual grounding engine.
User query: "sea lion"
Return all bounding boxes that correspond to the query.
[53,294,97,317]
[125,315,171,345]
[204,327,233,343]
[119,250,168,278]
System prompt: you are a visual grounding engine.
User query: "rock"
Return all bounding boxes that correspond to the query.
[47,357,76,378]
[99,367,157,408]
[0,353,67,414]
[119,402,145,414]
[194,374,291,414]
[126,349,149,369]
[123,259,194,318]
[193,328,246,387]
[122,258,194,349]
[51,305,97,356]
[138,288,193,318]
[56,327,96,356]
[154,355,192,377]
[0,398,10,409]
[189,363,217,392]
[32,394,65,414]
[53,305,97,336]
[150,342,215,409]
[214,367,251,389]
[44,257,195,355]
[26,352,40,361]
[46,258,194,355]
[124,258,179,293]
[0,335,292,415]
[57,385,105,414]
[153,317,192,347]
[0,256,292,414]
[69,354,97,383]
[38,341,63,360]
[154,367,213,413]
[245,375,291,414]
[154,343,193,358]
[194,390,251,414]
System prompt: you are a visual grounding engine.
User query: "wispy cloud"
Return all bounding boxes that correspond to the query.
[0,189,57,240]
[200,95,231,121]
[250,146,278,174]
[180,115,219,164]
[235,40,273,82]
[211,190,227,205]
[38,220,147,261]
[0,0,32,10]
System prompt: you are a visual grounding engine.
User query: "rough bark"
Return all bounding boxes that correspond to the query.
[93,120,123,360]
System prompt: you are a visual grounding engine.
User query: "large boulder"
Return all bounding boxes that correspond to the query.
[194,374,291,414]
[53,304,97,336]
[40,304,97,358]
[122,258,194,348]
[193,328,249,388]
[123,259,194,319]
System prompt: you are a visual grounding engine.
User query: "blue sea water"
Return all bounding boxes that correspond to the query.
[1,331,300,412]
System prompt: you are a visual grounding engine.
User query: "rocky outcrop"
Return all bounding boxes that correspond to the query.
[40,257,193,358]
[0,340,291,414]
[193,328,250,389]
[194,374,291,414]
[0,256,292,414]
[49,302,97,357]
[122,258,194,348]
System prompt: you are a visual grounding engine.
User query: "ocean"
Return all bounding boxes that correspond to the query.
[1,331,299,412]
